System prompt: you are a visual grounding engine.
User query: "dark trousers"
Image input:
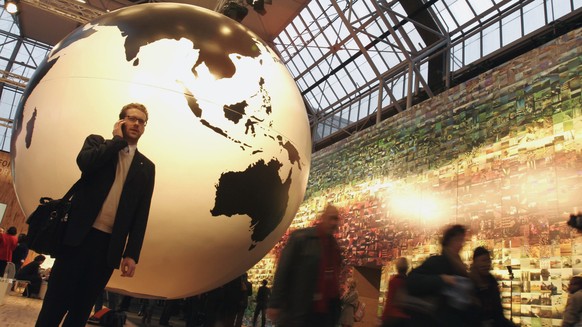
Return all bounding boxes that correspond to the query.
[0,260,8,277]
[185,295,206,327]
[382,317,411,327]
[234,303,247,327]
[36,229,114,327]
[94,290,120,312]
[306,311,337,327]
[282,299,340,327]
[94,291,105,313]
[119,295,133,311]
[160,299,181,325]
[253,303,267,327]
[26,276,43,296]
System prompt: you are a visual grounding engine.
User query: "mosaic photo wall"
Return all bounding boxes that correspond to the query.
[249,28,582,327]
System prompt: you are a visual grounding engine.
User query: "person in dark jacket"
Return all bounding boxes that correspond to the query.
[11,233,29,273]
[406,224,476,327]
[253,279,271,327]
[469,246,515,327]
[15,254,46,298]
[36,103,156,327]
[234,273,253,327]
[563,275,582,327]
[267,204,342,327]
[218,275,246,327]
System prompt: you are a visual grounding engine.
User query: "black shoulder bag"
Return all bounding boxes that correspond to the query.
[25,179,82,256]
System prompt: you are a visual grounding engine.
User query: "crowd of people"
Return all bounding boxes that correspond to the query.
[0,100,578,327]
[4,201,582,327]
[0,228,51,299]
[254,182,579,326]
[261,208,582,327]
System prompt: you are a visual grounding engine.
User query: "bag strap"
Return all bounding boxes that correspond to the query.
[62,178,83,200]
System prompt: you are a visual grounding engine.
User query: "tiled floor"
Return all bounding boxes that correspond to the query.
[0,291,139,327]
[0,291,44,327]
[0,290,261,327]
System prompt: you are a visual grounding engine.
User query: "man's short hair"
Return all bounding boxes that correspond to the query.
[119,103,148,122]
[441,224,466,247]
[396,257,408,274]
[473,246,490,260]
[570,275,582,292]
[7,226,17,235]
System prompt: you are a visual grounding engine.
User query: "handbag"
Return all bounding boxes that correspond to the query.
[393,286,437,317]
[25,180,81,256]
[354,300,366,322]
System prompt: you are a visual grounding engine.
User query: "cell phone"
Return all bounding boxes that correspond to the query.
[121,120,127,137]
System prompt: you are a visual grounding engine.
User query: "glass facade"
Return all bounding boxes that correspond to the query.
[0,2,50,152]
[273,0,581,146]
[0,1,580,151]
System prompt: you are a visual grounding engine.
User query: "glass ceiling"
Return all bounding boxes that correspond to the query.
[0,4,51,152]
[272,0,581,149]
[0,0,580,152]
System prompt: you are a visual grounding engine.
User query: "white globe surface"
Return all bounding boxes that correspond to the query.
[11,3,311,298]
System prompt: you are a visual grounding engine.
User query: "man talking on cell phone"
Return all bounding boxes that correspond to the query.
[36,103,156,327]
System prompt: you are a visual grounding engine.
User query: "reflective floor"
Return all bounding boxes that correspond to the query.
[0,291,142,327]
[0,290,262,327]
[0,291,44,327]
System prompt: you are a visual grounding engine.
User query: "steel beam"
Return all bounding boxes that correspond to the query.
[20,0,106,24]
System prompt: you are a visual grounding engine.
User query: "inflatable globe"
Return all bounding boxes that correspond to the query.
[11,3,311,298]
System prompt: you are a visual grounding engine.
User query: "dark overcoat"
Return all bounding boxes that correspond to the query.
[62,134,155,269]
[269,227,341,327]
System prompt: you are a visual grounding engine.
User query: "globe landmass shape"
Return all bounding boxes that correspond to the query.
[11,3,311,298]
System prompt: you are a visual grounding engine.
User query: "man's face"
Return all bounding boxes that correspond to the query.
[448,233,466,254]
[320,206,340,235]
[122,108,147,145]
[474,254,492,276]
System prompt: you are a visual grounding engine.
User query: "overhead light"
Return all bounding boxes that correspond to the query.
[4,0,19,15]
[246,0,267,15]
[220,1,249,23]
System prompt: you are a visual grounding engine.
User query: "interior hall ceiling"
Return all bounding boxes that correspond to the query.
[15,0,309,46]
[8,0,582,153]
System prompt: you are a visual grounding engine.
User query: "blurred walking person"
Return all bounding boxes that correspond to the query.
[381,257,410,327]
[407,224,476,327]
[253,279,270,327]
[469,246,514,327]
[563,275,582,327]
[267,204,342,327]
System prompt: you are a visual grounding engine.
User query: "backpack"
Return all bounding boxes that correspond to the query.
[354,300,366,322]
[87,308,127,327]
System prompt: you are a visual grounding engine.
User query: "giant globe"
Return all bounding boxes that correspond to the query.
[11,3,311,298]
